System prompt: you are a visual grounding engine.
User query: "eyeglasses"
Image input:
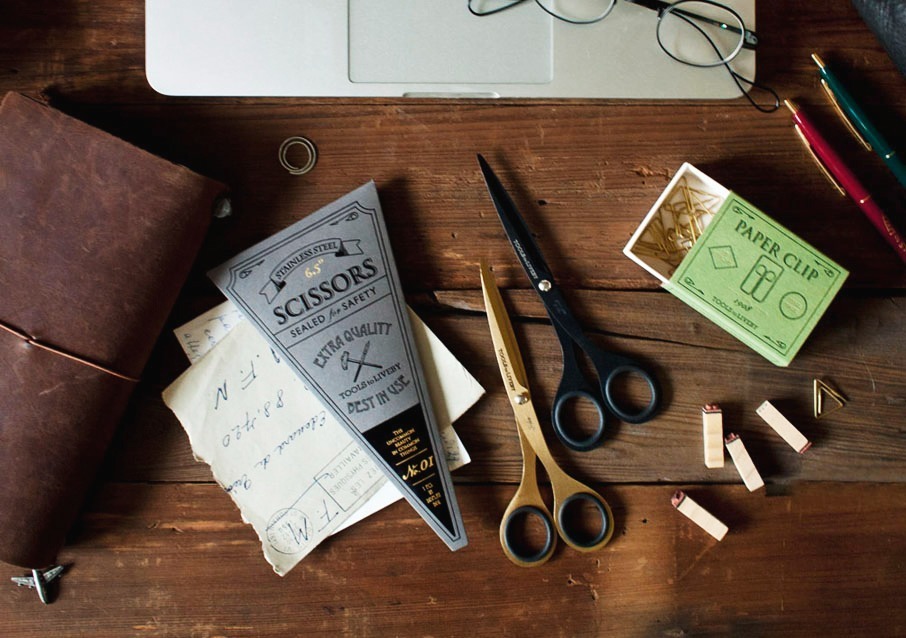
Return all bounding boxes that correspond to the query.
[467,0,779,112]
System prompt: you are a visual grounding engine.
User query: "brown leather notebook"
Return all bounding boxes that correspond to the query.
[0,92,225,568]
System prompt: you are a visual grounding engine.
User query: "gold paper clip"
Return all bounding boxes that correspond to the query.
[813,378,846,419]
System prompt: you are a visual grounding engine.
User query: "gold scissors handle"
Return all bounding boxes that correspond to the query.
[481,263,614,567]
[500,426,557,566]
[501,397,615,566]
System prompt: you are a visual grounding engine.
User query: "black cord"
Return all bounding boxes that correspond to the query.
[725,69,781,113]
[468,0,530,18]
[467,0,780,112]
[662,8,779,113]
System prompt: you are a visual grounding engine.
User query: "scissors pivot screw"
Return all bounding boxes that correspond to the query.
[537,280,552,292]
[514,393,529,405]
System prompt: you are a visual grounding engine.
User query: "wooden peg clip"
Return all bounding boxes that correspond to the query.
[671,490,728,541]
[702,404,724,469]
[756,401,811,453]
[725,433,764,492]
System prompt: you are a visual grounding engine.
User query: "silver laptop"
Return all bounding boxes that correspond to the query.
[145,0,756,98]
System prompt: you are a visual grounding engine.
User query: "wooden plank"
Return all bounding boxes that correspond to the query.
[2,10,905,291]
[28,101,905,292]
[110,296,906,484]
[433,289,906,353]
[1,483,904,637]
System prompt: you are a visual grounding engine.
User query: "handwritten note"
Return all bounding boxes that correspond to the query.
[176,301,244,364]
[164,301,482,575]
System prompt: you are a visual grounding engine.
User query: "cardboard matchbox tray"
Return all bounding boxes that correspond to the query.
[623,163,848,367]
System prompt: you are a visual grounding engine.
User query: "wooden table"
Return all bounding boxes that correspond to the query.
[2,2,905,635]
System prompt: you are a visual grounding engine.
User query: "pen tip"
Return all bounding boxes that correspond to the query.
[784,99,799,114]
[811,53,825,68]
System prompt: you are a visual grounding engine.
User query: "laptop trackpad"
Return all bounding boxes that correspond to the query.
[349,0,553,84]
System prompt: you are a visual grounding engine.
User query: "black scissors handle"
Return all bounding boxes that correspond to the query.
[500,504,556,566]
[476,153,661,450]
[550,317,660,451]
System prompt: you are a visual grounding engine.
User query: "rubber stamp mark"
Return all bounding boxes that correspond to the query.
[267,508,312,555]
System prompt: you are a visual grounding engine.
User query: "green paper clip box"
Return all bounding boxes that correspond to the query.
[623,163,848,367]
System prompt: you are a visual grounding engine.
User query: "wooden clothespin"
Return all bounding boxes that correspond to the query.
[671,491,728,541]
[725,433,764,492]
[702,404,724,469]
[756,401,811,453]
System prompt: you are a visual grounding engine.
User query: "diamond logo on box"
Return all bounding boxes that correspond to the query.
[708,245,737,269]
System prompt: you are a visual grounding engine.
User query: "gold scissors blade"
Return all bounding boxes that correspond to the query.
[479,262,531,403]
[480,263,615,562]
[480,261,558,458]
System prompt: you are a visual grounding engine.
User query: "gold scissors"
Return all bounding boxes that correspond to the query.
[480,263,614,567]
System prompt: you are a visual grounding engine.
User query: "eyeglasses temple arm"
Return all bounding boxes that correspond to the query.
[624,0,758,49]
[468,0,531,17]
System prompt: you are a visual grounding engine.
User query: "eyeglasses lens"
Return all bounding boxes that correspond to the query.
[535,0,617,24]
[657,0,746,67]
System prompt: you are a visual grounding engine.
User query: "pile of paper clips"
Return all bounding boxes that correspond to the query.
[630,177,724,274]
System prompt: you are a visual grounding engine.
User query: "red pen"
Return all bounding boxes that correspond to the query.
[785,99,906,264]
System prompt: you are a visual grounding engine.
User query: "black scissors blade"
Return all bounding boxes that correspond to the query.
[476,153,589,344]
[476,154,554,288]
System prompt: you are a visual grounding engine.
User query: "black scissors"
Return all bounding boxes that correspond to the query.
[477,154,660,451]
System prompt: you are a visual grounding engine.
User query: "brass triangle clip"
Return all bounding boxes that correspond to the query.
[813,378,846,419]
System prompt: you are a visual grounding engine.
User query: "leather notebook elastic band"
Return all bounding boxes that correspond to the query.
[0,320,139,383]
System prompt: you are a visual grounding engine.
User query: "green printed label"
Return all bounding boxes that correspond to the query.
[668,194,848,366]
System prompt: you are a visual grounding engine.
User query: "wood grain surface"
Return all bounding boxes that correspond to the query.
[4,483,906,637]
[1,1,905,636]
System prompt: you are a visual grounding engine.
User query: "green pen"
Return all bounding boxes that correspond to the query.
[812,53,906,189]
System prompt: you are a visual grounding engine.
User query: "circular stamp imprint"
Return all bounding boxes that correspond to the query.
[266,508,311,555]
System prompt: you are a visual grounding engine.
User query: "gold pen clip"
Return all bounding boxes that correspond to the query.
[793,124,847,197]
[819,79,872,151]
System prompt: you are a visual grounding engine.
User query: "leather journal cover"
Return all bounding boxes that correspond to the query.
[0,92,225,568]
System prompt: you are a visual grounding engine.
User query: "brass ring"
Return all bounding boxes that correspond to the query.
[278,136,318,175]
